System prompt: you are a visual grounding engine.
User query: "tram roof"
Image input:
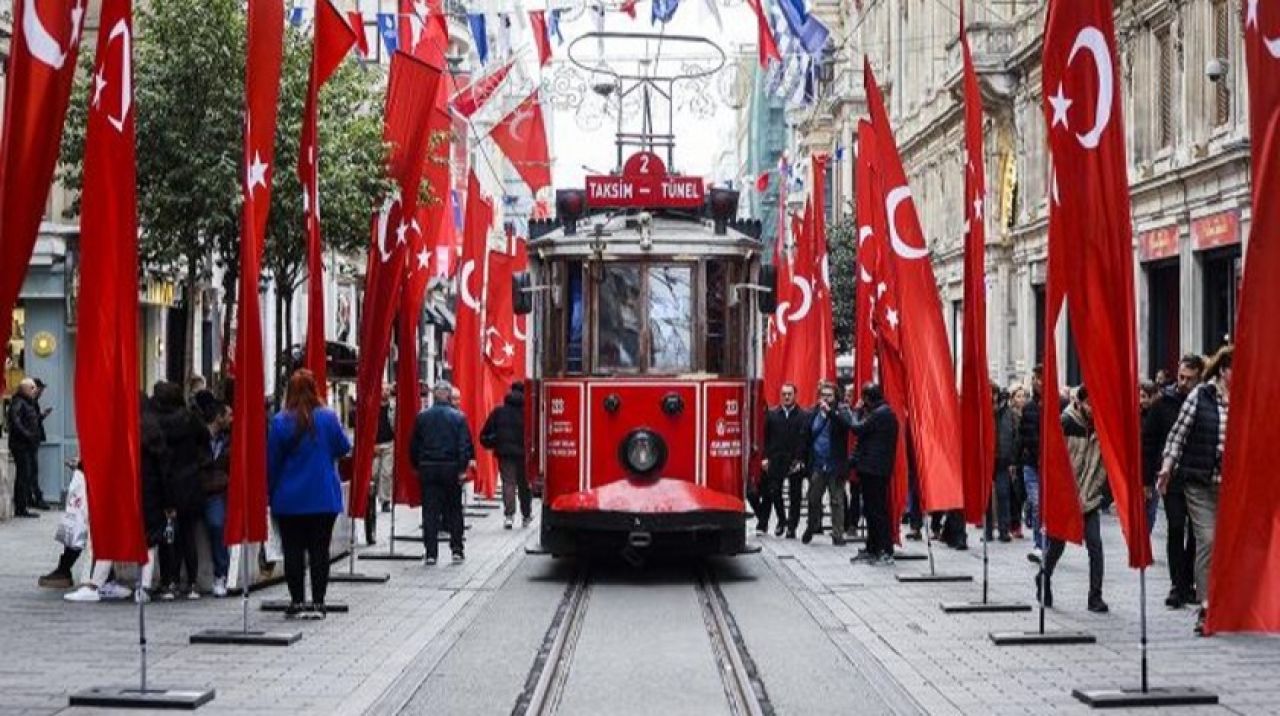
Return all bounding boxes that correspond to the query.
[527,210,765,260]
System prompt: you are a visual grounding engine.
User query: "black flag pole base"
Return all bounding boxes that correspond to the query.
[469,501,501,510]
[360,551,425,561]
[989,630,1096,646]
[940,601,1031,614]
[70,686,216,710]
[896,573,974,584]
[892,551,929,561]
[393,533,422,543]
[189,629,301,647]
[1072,686,1218,709]
[259,600,350,613]
[329,572,390,584]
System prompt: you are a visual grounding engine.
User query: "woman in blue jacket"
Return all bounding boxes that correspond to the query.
[268,369,351,618]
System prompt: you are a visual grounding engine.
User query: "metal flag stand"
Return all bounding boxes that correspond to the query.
[71,559,217,709]
[895,521,974,583]
[190,539,302,646]
[330,511,391,583]
[1071,567,1218,707]
[942,505,1030,613]
[362,471,424,561]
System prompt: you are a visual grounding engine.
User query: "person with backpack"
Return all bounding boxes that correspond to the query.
[480,383,531,529]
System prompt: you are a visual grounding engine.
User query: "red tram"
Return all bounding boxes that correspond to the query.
[518,152,772,557]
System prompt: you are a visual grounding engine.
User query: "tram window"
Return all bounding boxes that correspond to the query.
[706,262,728,374]
[596,265,643,371]
[648,266,694,372]
[567,262,585,373]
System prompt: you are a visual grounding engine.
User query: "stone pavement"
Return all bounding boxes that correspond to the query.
[0,498,533,716]
[764,508,1280,716]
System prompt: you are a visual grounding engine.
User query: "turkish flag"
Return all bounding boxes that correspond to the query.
[620,0,638,19]
[227,0,284,546]
[776,203,824,405]
[1042,0,1149,567]
[75,0,146,564]
[745,0,782,68]
[491,91,552,194]
[529,11,552,66]
[812,156,837,386]
[864,60,964,512]
[400,0,447,64]
[959,3,996,527]
[452,172,496,496]
[0,0,87,351]
[348,12,369,58]
[853,120,881,393]
[301,0,360,398]
[350,53,443,520]
[763,231,790,404]
[1206,2,1280,634]
[451,61,515,119]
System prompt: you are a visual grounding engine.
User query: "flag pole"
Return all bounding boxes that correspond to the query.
[896,510,971,584]
[360,467,423,561]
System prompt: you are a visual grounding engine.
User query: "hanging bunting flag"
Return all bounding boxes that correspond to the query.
[490,91,552,194]
[376,13,399,55]
[451,59,516,118]
[755,171,770,193]
[652,0,680,24]
[620,0,638,19]
[775,0,829,59]
[348,11,370,57]
[468,13,488,64]
[529,10,552,66]
[289,5,305,27]
[548,9,565,44]
[745,0,782,68]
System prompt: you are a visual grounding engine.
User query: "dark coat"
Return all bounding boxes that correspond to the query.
[1017,393,1042,470]
[409,403,475,481]
[764,405,809,471]
[140,400,169,544]
[376,404,395,445]
[5,393,40,453]
[850,402,899,478]
[1143,386,1184,489]
[480,390,525,460]
[154,401,209,514]
[994,403,1017,467]
[807,404,854,475]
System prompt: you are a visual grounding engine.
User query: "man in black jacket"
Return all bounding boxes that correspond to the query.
[850,383,899,564]
[1017,365,1046,560]
[409,382,475,565]
[761,384,809,538]
[1145,354,1204,608]
[6,379,42,517]
[803,383,854,545]
[481,383,530,529]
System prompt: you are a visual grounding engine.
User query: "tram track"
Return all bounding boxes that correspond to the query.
[513,563,772,716]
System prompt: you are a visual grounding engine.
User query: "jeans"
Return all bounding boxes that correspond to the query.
[1163,488,1197,599]
[1010,469,1026,531]
[1044,508,1104,597]
[1022,466,1044,549]
[419,466,464,560]
[806,469,847,540]
[986,464,1013,538]
[1184,482,1219,606]
[498,457,532,519]
[203,494,230,579]
[861,472,892,556]
[276,513,337,605]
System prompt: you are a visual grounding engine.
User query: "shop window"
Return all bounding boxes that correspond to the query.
[1201,247,1242,353]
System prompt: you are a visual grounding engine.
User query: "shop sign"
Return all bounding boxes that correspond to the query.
[1138,225,1179,262]
[141,280,177,308]
[1192,210,1240,251]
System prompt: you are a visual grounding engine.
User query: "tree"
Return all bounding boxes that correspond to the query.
[827,217,858,355]
[59,0,388,388]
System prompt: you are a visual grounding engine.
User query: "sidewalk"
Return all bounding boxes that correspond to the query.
[765,507,1279,716]
[0,499,533,716]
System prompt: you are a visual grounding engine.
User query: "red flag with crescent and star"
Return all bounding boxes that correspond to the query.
[1041,0,1149,568]
[1206,0,1280,634]
[400,0,447,63]
[451,60,516,119]
[959,0,996,527]
[452,171,496,495]
[491,91,552,195]
[854,121,880,395]
[350,53,443,520]
[75,0,147,564]
[0,0,87,352]
[301,0,360,398]
[811,154,837,388]
[864,59,964,513]
[227,0,285,546]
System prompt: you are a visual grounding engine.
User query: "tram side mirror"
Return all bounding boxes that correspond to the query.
[757,264,778,314]
[513,272,533,315]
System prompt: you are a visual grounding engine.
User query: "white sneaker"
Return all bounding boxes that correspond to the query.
[98,581,133,601]
[63,585,101,603]
[423,557,437,566]
[212,577,228,598]
[504,517,514,530]
[186,589,201,601]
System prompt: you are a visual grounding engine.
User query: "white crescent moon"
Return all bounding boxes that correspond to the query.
[23,0,72,69]
[858,226,872,246]
[106,20,132,133]
[859,266,873,284]
[484,326,507,366]
[508,107,532,142]
[513,315,528,341]
[821,254,830,290]
[1068,27,1113,150]
[886,186,929,260]
[1269,35,1280,59]
[774,302,791,336]
[375,198,399,263]
[786,275,812,323]
[459,260,481,312]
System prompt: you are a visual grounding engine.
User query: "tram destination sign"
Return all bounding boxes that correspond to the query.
[585,151,705,209]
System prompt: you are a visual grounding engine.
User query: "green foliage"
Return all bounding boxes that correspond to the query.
[827,217,858,355]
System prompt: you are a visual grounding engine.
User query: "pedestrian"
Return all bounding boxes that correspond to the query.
[151,381,208,601]
[186,375,207,405]
[842,383,862,536]
[1017,366,1046,562]
[850,383,900,565]
[374,384,395,514]
[1138,380,1161,535]
[30,378,52,509]
[1145,354,1203,610]
[1007,384,1030,539]
[6,378,42,518]
[39,459,88,589]
[759,384,808,538]
[986,384,1017,543]
[1038,386,1109,613]
[802,383,853,545]
[1158,346,1230,636]
[267,369,352,619]
[409,381,475,565]
[196,394,232,598]
[480,382,532,529]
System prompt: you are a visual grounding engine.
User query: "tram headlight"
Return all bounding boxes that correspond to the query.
[620,429,667,477]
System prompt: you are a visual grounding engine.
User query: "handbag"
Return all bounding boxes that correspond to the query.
[55,470,89,550]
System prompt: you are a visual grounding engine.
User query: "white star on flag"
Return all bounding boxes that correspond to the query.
[1049,83,1073,129]
[247,152,269,191]
[416,248,430,271]
[502,341,516,357]
[877,282,888,299]
[886,306,899,329]
[395,219,409,246]
[92,69,107,108]
[973,197,983,219]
